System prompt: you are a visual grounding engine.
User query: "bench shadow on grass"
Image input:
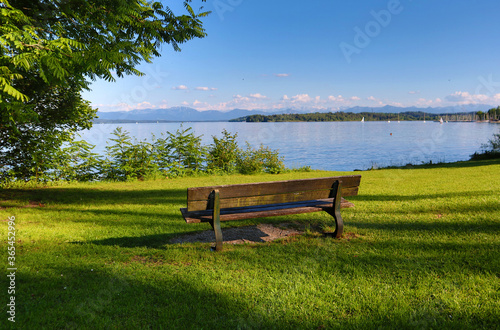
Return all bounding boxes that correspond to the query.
[21,264,307,329]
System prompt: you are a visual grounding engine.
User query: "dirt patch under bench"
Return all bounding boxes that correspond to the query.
[170,223,304,245]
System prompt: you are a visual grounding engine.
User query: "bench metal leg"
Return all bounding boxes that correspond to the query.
[326,180,344,238]
[209,189,223,251]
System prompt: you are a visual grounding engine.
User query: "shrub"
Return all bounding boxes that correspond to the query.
[258,145,286,174]
[236,143,264,174]
[236,143,285,174]
[470,132,500,160]
[151,134,172,175]
[0,131,62,183]
[486,133,500,151]
[103,127,158,180]
[207,129,240,173]
[56,140,103,181]
[164,125,206,174]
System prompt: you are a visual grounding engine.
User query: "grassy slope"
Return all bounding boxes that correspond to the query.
[1,159,499,329]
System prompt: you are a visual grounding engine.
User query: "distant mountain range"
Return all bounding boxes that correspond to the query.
[94,104,494,123]
[95,107,268,122]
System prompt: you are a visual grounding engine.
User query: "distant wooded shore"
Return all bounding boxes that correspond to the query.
[230,110,500,123]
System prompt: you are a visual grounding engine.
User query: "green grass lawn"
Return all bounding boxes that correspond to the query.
[1,159,499,329]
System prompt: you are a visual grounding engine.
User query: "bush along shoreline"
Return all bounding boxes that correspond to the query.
[0,127,305,185]
[470,132,500,160]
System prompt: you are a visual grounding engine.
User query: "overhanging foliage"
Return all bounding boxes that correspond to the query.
[0,0,209,181]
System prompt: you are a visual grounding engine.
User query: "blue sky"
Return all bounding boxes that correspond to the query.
[83,0,500,112]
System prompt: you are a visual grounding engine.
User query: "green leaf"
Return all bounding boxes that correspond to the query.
[0,77,28,101]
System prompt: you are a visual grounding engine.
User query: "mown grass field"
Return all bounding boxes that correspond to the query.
[1,159,499,329]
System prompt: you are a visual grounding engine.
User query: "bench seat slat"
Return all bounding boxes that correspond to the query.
[187,175,361,202]
[181,198,354,223]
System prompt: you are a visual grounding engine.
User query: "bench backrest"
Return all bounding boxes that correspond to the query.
[186,175,361,212]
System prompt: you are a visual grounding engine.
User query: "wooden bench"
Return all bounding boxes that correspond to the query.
[180,175,361,251]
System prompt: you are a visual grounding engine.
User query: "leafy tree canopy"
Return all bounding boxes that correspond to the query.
[0,0,208,181]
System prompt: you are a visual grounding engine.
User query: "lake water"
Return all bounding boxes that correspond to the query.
[79,121,499,172]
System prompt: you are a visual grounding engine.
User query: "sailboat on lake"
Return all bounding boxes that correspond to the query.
[361,117,365,122]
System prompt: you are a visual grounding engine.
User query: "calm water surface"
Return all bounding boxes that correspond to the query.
[79,121,499,171]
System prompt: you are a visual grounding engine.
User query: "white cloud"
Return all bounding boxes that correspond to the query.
[445,91,469,102]
[390,101,404,107]
[274,73,290,77]
[445,91,489,104]
[98,102,133,112]
[172,85,188,90]
[135,102,155,110]
[290,94,312,103]
[408,91,420,95]
[193,100,210,107]
[417,98,432,105]
[195,86,218,91]
[188,93,271,111]
[277,94,330,109]
[366,96,384,106]
[158,100,169,109]
[233,94,251,102]
[94,101,162,112]
[249,93,268,99]
[414,97,443,107]
[326,95,362,107]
